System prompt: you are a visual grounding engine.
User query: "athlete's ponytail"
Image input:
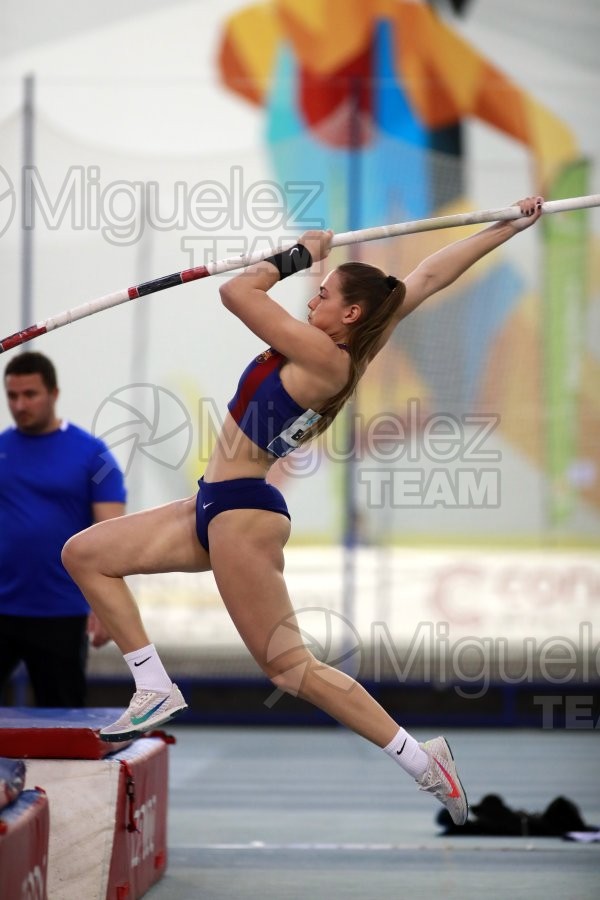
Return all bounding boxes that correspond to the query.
[300,262,405,443]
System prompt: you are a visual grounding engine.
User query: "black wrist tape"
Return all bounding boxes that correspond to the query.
[264,244,313,279]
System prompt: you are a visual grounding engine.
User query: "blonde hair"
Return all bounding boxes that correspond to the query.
[301,262,405,443]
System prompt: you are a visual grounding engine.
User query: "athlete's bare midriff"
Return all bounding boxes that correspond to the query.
[203,412,276,482]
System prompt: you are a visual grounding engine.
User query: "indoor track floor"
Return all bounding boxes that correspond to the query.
[145,727,599,900]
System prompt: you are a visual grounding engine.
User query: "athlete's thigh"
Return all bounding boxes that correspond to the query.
[207,509,306,667]
[71,495,211,576]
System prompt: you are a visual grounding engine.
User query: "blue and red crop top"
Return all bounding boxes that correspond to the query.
[227,348,322,458]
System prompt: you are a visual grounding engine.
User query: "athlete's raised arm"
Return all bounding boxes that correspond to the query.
[218,230,344,376]
[399,196,544,322]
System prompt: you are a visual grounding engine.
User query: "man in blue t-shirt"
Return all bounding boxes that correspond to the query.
[0,351,126,707]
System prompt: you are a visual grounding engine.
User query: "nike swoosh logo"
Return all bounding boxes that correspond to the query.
[131,697,168,725]
[202,501,215,509]
[290,247,299,255]
[396,739,407,756]
[434,758,461,798]
[134,656,151,667]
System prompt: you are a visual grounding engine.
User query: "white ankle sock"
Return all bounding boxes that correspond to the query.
[383,727,429,779]
[124,644,172,693]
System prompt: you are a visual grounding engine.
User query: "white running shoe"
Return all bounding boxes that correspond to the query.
[99,683,188,742]
[416,736,468,826]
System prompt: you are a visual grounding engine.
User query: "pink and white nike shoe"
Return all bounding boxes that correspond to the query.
[417,736,468,825]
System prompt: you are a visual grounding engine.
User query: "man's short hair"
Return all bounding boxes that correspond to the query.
[4,352,58,391]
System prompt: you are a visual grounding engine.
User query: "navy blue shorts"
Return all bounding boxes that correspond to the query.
[195,477,291,552]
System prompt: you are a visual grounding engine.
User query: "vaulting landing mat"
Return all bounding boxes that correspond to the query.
[0,707,132,758]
